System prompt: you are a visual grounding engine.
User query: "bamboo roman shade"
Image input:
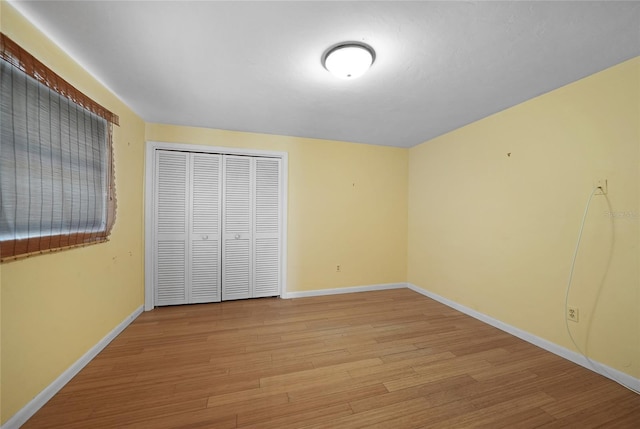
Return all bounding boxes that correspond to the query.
[0,33,119,261]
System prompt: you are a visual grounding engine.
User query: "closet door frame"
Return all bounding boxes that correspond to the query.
[144,141,288,311]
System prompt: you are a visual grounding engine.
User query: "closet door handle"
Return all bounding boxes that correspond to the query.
[202,235,209,240]
[235,234,241,239]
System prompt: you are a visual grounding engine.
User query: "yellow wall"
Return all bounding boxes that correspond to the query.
[1,2,146,423]
[146,124,409,292]
[408,57,640,378]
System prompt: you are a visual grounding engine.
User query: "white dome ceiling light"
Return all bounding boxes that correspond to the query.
[322,42,375,79]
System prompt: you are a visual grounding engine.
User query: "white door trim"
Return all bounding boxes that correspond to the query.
[144,141,288,311]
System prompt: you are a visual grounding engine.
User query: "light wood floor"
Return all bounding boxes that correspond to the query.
[24,289,640,428]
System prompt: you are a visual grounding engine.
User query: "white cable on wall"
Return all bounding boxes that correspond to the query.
[565,186,640,395]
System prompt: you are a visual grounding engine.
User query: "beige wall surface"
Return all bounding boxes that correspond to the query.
[408,57,639,378]
[1,2,146,423]
[145,124,409,293]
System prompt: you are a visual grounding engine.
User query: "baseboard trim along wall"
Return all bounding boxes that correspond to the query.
[281,282,406,299]
[406,282,640,392]
[2,306,144,429]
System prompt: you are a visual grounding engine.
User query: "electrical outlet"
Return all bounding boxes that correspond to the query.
[567,306,579,323]
[336,265,341,272]
[595,179,607,195]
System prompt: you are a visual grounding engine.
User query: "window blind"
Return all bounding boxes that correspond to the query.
[0,33,118,261]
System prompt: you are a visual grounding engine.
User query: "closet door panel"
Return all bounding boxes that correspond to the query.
[223,239,251,299]
[253,158,281,297]
[190,154,222,303]
[155,151,189,305]
[254,237,279,296]
[222,156,252,300]
[223,156,251,236]
[190,240,219,302]
[156,241,187,304]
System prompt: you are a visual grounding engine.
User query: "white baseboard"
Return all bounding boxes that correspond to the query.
[2,305,144,429]
[282,282,405,299]
[406,283,640,392]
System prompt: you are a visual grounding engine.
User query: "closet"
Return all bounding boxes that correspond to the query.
[151,149,282,306]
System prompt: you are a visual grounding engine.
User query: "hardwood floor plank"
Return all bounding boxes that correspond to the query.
[236,386,373,427]
[118,407,238,429]
[238,402,354,429]
[283,375,384,404]
[259,357,382,388]
[303,396,443,429]
[433,391,555,428]
[361,399,478,429]
[349,374,475,414]
[28,398,208,429]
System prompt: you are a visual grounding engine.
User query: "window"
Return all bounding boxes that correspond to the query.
[0,33,119,261]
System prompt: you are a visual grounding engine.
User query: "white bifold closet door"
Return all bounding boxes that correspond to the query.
[221,156,252,300]
[222,156,281,300]
[154,150,280,306]
[154,151,222,306]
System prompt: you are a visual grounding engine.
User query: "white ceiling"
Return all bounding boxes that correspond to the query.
[9,1,640,148]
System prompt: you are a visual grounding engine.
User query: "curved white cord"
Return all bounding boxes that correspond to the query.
[564,187,640,395]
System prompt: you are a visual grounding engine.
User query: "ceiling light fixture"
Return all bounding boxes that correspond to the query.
[322,42,375,79]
